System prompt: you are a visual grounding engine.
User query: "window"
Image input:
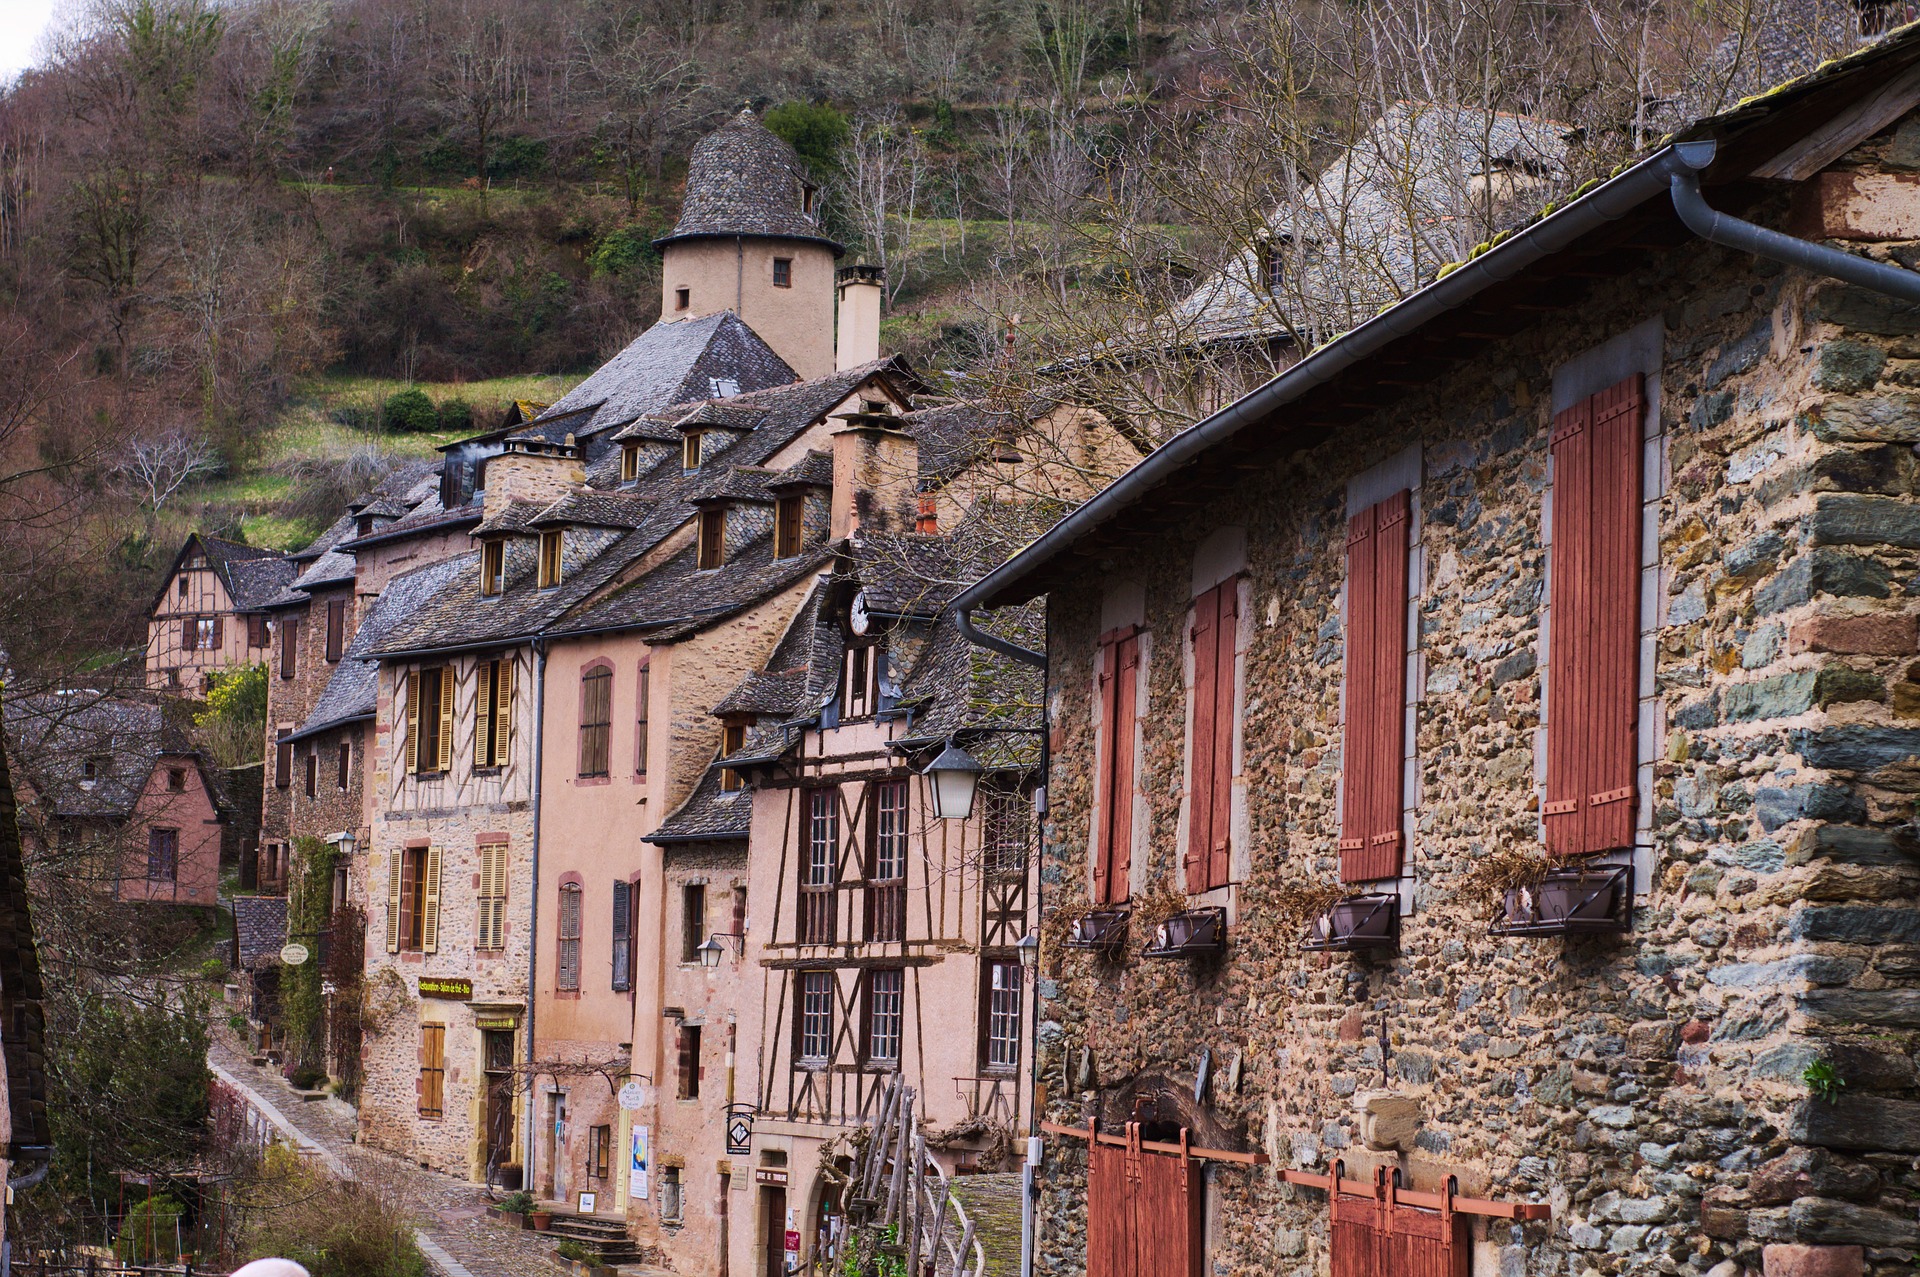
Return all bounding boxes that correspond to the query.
[247,614,269,647]
[676,1024,703,1099]
[387,846,441,953]
[1342,490,1411,883]
[621,443,640,482]
[682,883,706,963]
[556,882,582,990]
[798,971,833,1062]
[845,645,873,718]
[802,186,817,215]
[589,1125,612,1180]
[167,767,186,792]
[682,431,702,471]
[476,657,514,768]
[578,665,612,777]
[799,789,839,944]
[332,864,348,915]
[279,617,297,678]
[357,514,375,537]
[697,509,725,569]
[612,879,636,990]
[1185,579,1239,894]
[480,540,505,596]
[184,617,218,651]
[982,787,1031,877]
[177,575,188,599]
[635,661,651,776]
[147,828,178,882]
[477,840,508,951]
[982,960,1022,1072]
[274,729,292,790]
[1546,373,1645,858]
[1264,249,1286,289]
[775,495,805,558]
[772,257,793,287]
[304,751,317,798]
[325,599,346,662]
[406,667,453,774]
[83,755,108,780]
[1093,627,1138,905]
[419,1023,445,1118]
[864,968,903,1065]
[337,741,351,790]
[660,1167,684,1224]
[538,529,563,589]
[866,779,907,941]
[675,286,691,311]
[720,723,746,792]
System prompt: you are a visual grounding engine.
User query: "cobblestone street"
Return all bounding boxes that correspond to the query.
[209,1030,571,1277]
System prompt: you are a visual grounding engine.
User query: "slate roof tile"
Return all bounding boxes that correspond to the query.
[656,109,843,254]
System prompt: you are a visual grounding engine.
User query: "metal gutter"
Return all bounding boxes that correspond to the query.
[955,606,1046,668]
[283,711,374,746]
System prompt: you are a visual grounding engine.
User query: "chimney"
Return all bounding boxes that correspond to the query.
[481,435,585,519]
[834,264,885,371]
[829,409,918,540]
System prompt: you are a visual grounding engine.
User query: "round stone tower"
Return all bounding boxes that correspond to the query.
[655,109,845,380]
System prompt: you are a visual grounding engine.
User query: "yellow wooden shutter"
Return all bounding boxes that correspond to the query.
[475,660,494,765]
[385,851,403,953]
[480,841,507,949]
[495,658,514,766]
[437,666,455,772]
[422,844,444,953]
[405,671,422,774]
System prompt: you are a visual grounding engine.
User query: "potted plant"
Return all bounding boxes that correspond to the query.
[1143,906,1227,958]
[491,1190,534,1228]
[1467,846,1630,936]
[1303,893,1399,951]
[529,1205,554,1231]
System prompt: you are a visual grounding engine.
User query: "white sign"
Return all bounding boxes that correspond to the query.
[618,1081,648,1111]
[279,943,310,967]
[629,1125,650,1200]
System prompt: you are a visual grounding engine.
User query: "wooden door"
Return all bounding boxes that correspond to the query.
[763,1186,788,1277]
[1086,1126,1202,1277]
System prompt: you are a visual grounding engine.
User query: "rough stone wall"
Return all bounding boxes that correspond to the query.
[1031,154,1920,1277]
[262,587,355,858]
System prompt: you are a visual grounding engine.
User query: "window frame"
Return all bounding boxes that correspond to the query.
[556,881,583,991]
[675,286,691,311]
[981,959,1022,1073]
[537,529,564,590]
[799,788,839,944]
[676,1023,703,1100]
[774,494,804,558]
[865,778,908,942]
[304,750,317,798]
[578,663,613,778]
[682,431,703,471]
[147,827,179,882]
[719,723,746,792]
[399,847,429,952]
[863,967,904,1067]
[772,256,793,288]
[480,539,505,596]
[798,970,834,1064]
[697,508,726,569]
[681,882,706,964]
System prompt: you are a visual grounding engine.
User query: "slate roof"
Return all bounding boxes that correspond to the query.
[156,534,294,614]
[656,109,843,254]
[529,491,654,530]
[472,500,546,538]
[713,669,809,717]
[688,466,779,506]
[290,555,475,743]
[2,692,205,820]
[226,554,300,610]
[232,895,289,969]
[908,401,1020,486]
[549,530,833,643]
[334,493,480,552]
[767,450,834,490]
[1170,103,1568,349]
[532,312,798,438]
[646,764,754,843]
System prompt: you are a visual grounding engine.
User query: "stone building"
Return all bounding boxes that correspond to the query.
[0,692,53,1246]
[952,29,1920,1277]
[144,534,293,694]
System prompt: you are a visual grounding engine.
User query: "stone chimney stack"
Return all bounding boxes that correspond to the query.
[835,265,885,371]
[481,436,585,519]
[830,408,918,540]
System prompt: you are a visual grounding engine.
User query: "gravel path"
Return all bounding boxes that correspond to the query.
[209,1030,564,1277]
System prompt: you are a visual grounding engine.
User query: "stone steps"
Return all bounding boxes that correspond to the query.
[542,1212,647,1264]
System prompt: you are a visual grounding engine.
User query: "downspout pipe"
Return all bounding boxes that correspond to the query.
[1667,139,1920,304]
[955,607,1045,669]
[523,638,549,1189]
[7,1146,52,1191]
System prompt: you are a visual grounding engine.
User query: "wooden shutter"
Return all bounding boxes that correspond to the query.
[436,667,455,773]
[1341,491,1410,882]
[337,741,350,789]
[1546,374,1644,857]
[1186,581,1237,893]
[1094,631,1137,904]
[612,880,632,992]
[274,730,291,789]
[386,851,403,953]
[179,618,193,650]
[477,841,507,950]
[495,658,514,767]
[475,660,495,766]
[280,619,297,677]
[325,601,343,660]
[405,672,422,774]
[212,615,225,649]
[421,844,443,953]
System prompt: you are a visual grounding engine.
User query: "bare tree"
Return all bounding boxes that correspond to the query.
[838,106,927,307]
[575,6,704,211]
[117,429,220,510]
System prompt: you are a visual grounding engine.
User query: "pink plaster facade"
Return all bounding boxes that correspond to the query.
[146,547,276,693]
[115,754,224,906]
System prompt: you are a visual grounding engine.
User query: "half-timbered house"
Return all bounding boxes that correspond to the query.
[145,534,293,695]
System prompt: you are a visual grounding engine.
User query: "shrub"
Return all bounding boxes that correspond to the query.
[764,101,850,178]
[243,1149,426,1277]
[555,1240,593,1263]
[589,225,659,278]
[286,1063,326,1090]
[115,1195,188,1262]
[382,387,438,434]
[499,1190,535,1215]
[228,1013,250,1035]
[200,957,228,981]
[436,397,474,434]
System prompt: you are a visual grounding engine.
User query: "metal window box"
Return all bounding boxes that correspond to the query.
[1491,863,1632,937]
[1143,907,1226,959]
[1063,908,1131,954]
[1300,893,1399,953]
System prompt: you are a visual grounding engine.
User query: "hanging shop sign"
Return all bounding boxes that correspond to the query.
[725,1104,755,1155]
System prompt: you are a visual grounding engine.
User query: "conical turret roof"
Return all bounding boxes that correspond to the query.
[655,109,844,255]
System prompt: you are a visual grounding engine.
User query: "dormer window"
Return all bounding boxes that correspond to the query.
[83,755,111,780]
[844,644,878,719]
[621,443,640,483]
[697,509,726,570]
[775,495,805,559]
[683,432,703,472]
[863,400,888,415]
[773,257,793,288]
[720,722,746,792]
[538,529,563,589]
[801,185,817,216]
[675,287,691,311]
[480,539,505,596]
[1265,250,1285,289]
[357,514,375,537]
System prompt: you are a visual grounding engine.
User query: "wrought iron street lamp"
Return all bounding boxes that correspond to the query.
[922,741,986,821]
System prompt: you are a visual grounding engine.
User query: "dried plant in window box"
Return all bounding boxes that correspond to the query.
[1061,908,1130,954]
[1143,906,1226,958]
[1491,862,1633,938]
[1300,893,1399,952]
[1457,844,1555,919]
[1268,880,1350,940]
[1128,882,1190,936]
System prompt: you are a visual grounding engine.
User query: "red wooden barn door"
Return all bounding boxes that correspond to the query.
[1327,1167,1469,1277]
[1086,1127,1202,1277]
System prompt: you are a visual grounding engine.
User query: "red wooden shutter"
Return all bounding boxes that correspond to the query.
[1094,631,1138,904]
[1547,374,1644,857]
[1186,590,1216,894]
[280,619,297,678]
[325,600,344,661]
[1342,492,1410,882]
